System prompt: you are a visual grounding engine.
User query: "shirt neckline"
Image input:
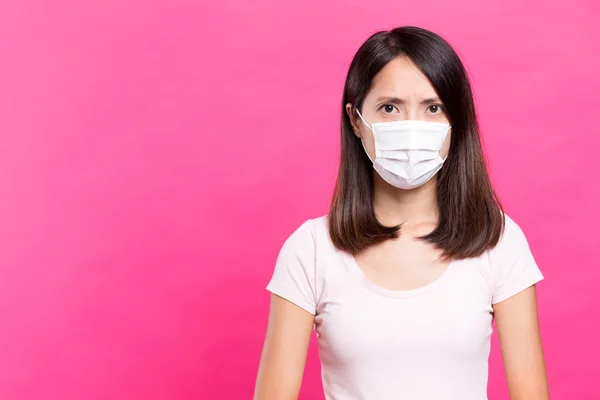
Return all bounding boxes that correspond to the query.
[344,251,458,299]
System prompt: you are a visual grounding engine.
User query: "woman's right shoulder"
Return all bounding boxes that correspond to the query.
[275,215,333,264]
[281,215,330,249]
[268,215,331,313]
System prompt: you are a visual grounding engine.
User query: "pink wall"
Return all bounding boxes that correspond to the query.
[0,0,598,398]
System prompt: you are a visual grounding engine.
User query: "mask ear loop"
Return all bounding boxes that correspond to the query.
[355,108,372,130]
[440,125,452,162]
[354,108,375,163]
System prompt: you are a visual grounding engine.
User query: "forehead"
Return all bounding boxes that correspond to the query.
[367,56,438,100]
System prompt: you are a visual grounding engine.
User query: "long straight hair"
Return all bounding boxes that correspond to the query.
[329,26,504,259]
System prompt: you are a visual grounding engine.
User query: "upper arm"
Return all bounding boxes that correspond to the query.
[490,216,548,399]
[494,286,548,399]
[255,220,319,399]
[254,294,315,400]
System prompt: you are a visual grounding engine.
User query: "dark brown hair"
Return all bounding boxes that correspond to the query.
[329,26,504,260]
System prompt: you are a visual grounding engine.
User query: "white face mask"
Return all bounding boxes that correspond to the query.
[356,109,451,190]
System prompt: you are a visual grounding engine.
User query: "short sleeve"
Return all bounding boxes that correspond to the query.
[266,220,317,315]
[490,216,544,305]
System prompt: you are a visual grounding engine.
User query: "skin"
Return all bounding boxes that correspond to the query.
[254,56,549,400]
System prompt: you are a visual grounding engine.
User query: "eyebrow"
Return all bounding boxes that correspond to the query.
[375,96,442,105]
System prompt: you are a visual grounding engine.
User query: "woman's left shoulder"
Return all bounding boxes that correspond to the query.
[490,213,532,256]
[485,213,544,304]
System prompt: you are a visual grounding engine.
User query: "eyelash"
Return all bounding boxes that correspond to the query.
[378,104,398,113]
[427,104,445,114]
[377,104,445,114]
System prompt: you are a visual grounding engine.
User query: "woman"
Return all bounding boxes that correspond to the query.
[255,26,548,400]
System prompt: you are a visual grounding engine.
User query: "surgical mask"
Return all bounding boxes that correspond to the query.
[356,109,450,190]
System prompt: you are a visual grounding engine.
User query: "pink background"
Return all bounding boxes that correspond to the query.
[0,0,598,399]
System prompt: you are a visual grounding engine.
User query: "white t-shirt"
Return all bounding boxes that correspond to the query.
[266,214,543,400]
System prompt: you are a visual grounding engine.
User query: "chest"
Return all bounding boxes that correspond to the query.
[314,258,494,365]
[353,234,450,291]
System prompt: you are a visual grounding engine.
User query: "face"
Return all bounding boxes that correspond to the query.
[346,56,452,161]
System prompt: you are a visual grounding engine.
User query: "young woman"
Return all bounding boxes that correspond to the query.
[254,26,548,400]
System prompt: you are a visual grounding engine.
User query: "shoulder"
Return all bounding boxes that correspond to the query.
[486,214,543,303]
[278,215,330,255]
[474,213,532,281]
[283,215,329,241]
[490,213,530,256]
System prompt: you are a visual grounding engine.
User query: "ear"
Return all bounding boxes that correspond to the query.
[345,103,362,138]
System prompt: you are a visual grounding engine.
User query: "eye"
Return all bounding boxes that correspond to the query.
[379,104,399,114]
[427,104,444,115]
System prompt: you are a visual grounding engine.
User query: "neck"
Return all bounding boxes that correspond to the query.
[372,173,439,227]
